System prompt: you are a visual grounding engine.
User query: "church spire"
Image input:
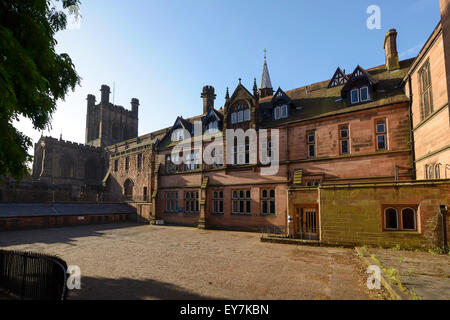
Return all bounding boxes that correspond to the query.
[259,49,274,98]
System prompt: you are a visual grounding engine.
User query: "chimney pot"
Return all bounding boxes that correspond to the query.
[384,29,400,71]
[201,85,216,114]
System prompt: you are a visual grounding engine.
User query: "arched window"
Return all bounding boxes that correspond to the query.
[435,164,441,180]
[112,122,120,141]
[428,165,434,180]
[401,208,416,231]
[59,155,74,178]
[124,179,134,198]
[385,208,398,230]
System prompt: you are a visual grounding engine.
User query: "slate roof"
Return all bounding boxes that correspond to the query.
[258,58,415,128]
[0,203,137,218]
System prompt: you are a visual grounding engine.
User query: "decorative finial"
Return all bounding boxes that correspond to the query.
[253,78,259,98]
[264,48,267,60]
[238,78,242,84]
[225,87,230,101]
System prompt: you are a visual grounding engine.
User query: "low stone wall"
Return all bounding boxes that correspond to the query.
[0,213,134,231]
[318,181,450,249]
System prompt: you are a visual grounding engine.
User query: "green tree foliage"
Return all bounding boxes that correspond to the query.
[0,0,81,180]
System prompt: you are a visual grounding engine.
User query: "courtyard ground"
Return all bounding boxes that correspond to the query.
[0,223,383,300]
[361,247,450,300]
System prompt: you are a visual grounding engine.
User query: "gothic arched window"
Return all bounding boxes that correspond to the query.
[124,179,134,198]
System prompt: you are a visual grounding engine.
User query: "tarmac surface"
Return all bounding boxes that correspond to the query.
[0,223,382,300]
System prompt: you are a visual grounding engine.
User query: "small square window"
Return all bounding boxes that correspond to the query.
[360,87,369,101]
[377,135,387,150]
[308,134,315,144]
[376,122,386,134]
[341,140,349,154]
[308,145,316,158]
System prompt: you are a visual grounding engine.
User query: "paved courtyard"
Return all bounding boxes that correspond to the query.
[0,223,382,300]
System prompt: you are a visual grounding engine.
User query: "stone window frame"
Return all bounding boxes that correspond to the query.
[261,189,276,216]
[212,190,224,215]
[185,191,199,214]
[418,59,434,121]
[339,124,350,155]
[125,156,130,172]
[383,205,418,232]
[165,192,178,213]
[232,189,251,215]
[375,118,388,151]
[307,131,316,158]
[137,153,143,170]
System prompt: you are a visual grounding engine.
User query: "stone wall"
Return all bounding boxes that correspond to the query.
[318,182,450,249]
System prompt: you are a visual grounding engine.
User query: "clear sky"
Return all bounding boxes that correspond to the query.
[15,0,442,153]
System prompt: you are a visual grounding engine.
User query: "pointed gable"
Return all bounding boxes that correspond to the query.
[328,67,348,88]
[341,65,378,99]
[272,87,291,105]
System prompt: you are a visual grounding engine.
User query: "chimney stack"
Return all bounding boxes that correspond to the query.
[384,29,400,71]
[201,85,216,114]
[131,98,140,117]
[100,85,111,105]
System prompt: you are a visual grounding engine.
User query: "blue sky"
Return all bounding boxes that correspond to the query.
[15,0,442,150]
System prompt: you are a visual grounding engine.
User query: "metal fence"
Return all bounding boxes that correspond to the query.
[0,250,68,300]
[261,225,293,239]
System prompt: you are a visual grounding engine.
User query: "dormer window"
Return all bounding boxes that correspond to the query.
[274,104,288,120]
[360,86,369,102]
[207,121,218,132]
[175,129,184,141]
[350,86,371,104]
[351,89,359,104]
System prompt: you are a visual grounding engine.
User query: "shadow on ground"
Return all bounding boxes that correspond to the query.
[69,276,220,300]
[0,222,143,247]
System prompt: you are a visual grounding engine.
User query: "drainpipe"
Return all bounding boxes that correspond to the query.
[440,205,448,254]
[407,75,417,180]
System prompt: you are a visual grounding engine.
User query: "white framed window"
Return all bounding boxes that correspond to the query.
[351,89,359,104]
[307,132,316,158]
[281,105,288,118]
[274,107,280,120]
[360,86,369,102]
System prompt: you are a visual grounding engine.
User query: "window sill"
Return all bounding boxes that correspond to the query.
[383,229,419,234]
[231,213,252,216]
[261,213,277,217]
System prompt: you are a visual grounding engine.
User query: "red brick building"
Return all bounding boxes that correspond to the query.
[4,1,448,249]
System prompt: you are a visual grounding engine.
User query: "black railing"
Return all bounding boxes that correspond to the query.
[0,250,68,300]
